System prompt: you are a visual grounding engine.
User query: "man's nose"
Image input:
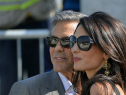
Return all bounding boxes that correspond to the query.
[55,41,64,52]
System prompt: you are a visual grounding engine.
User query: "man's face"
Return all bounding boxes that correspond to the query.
[50,21,78,73]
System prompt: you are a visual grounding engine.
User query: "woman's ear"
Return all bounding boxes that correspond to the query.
[103,53,110,60]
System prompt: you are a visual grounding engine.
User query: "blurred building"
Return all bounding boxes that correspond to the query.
[80,0,126,25]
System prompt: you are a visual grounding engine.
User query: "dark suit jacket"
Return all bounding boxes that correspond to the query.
[9,70,65,95]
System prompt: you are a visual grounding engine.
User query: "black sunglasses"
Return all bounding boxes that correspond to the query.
[46,36,70,48]
[70,35,94,51]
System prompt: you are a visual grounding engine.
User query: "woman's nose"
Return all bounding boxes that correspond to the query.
[71,43,80,54]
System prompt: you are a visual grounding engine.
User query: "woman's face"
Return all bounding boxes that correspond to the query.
[71,25,106,78]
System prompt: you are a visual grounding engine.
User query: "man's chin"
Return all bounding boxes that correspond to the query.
[53,67,73,73]
[53,66,67,72]
[53,68,63,72]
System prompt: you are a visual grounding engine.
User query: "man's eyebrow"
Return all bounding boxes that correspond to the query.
[51,35,70,38]
[51,35,56,37]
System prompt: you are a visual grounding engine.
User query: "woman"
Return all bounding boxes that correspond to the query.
[70,12,126,95]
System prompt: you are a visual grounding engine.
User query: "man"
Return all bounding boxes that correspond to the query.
[9,10,87,95]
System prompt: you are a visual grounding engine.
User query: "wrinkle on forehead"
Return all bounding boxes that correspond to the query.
[51,21,79,34]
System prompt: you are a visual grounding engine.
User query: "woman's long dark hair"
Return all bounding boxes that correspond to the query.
[72,12,126,95]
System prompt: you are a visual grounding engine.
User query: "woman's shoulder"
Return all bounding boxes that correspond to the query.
[90,82,124,95]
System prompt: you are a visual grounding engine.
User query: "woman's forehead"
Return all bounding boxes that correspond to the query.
[74,25,89,37]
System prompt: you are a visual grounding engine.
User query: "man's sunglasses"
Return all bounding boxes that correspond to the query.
[69,35,94,51]
[46,36,70,48]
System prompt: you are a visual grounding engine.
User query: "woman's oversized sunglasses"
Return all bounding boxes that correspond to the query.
[69,35,94,51]
[46,36,70,48]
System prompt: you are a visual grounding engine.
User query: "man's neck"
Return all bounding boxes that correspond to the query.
[60,71,73,81]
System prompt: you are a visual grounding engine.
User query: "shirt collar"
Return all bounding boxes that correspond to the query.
[58,72,72,91]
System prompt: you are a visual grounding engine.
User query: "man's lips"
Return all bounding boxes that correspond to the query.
[73,57,81,62]
[54,57,66,61]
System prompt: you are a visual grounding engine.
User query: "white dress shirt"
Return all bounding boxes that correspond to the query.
[58,72,76,95]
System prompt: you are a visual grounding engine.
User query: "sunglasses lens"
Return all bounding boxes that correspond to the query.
[46,37,58,47]
[69,35,76,49]
[78,36,91,51]
[60,38,70,48]
[46,37,70,48]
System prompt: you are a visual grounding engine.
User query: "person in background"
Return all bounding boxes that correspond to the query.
[0,0,57,95]
[9,10,87,95]
[70,11,126,95]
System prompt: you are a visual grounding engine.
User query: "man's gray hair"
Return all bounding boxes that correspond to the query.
[52,10,87,27]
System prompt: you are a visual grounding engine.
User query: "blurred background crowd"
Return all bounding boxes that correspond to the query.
[0,0,126,95]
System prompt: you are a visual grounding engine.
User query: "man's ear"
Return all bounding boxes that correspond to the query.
[103,53,110,60]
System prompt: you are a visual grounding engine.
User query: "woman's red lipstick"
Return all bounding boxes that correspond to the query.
[73,57,81,62]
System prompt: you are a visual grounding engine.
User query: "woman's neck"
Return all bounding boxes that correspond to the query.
[86,67,104,79]
[86,62,105,79]
[86,70,96,79]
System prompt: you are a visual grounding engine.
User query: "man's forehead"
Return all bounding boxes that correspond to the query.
[51,35,70,38]
[50,21,78,38]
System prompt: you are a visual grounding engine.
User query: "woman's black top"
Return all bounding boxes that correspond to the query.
[84,68,121,95]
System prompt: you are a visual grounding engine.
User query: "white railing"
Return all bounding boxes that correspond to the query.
[0,29,50,81]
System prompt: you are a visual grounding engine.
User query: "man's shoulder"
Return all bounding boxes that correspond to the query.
[19,70,57,84]
[15,69,58,87]
[9,70,64,95]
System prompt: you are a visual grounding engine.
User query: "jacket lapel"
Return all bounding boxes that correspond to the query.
[46,70,65,95]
